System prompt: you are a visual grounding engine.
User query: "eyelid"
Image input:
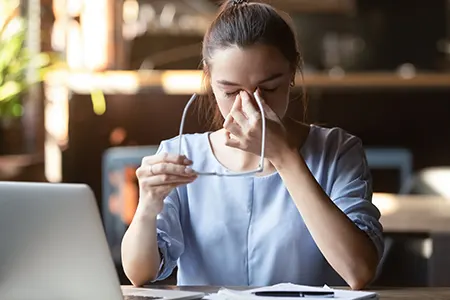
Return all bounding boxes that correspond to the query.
[224,90,240,96]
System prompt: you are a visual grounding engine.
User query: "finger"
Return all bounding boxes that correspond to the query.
[240,91,259,119]
[254,89,278,120]
[230,93,242,112]
[141,174,197,187]
[223,96,245,128]
[136,163,196,178]
[230,93,247,119]
[142,152,192,166]
[142,175,196,187]
[223,112,233,129]
[230,94,247,125]
[152,162,197,176]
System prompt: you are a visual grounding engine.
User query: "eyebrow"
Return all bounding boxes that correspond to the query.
[216,72,285,86]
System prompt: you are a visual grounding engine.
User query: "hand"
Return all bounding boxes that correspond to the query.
[223,89,289,162]
[135,153,197,217]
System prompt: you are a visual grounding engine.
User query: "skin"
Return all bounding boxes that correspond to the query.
[121,44,379,290]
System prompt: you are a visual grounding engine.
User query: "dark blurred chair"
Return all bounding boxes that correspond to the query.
[102,145,160,284]
[364,147,413,284]
[364,147,413,194]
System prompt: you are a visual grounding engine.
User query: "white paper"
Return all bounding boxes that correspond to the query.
[204,283,377,300]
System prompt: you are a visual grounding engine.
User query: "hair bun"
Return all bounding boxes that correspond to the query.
[231,0,249,5]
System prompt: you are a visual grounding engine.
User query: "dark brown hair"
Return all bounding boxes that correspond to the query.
[197,0,306,130]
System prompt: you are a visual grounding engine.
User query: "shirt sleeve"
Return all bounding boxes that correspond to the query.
[151,142,185,282]
[329,134,384,261]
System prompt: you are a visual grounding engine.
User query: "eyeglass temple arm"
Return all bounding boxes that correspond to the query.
[178,94,198,155]
[253,91,266,169]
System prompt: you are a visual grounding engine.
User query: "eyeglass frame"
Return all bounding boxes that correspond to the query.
[177,91,266,176]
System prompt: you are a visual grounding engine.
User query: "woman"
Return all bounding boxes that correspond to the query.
[121,0,383,290]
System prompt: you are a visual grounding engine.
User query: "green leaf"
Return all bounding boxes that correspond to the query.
[0,32,25,83]
[11,102,22,116]
[0,80,22,102]
[0,30,25,61]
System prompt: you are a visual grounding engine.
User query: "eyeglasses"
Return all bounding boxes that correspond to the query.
[177,91,266,176]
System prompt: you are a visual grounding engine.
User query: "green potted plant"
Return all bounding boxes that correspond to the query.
[0,0,52,154]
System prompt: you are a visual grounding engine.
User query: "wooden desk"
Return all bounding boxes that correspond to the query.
[372,193,450,287]
[375,287,450,299]
[138,285,450,300]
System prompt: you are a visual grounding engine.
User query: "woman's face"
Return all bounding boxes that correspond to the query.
[208,44,294,121]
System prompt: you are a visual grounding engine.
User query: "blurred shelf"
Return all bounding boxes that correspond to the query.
[44,69,450,95]
[373,193,450,234]
[304,72,450,89]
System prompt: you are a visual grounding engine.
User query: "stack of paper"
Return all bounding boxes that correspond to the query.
[205,283,378,300]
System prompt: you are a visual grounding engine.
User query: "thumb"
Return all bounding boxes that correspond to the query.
[254,89,278,120]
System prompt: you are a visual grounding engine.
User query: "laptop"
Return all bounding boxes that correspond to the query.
[0,181,204,300]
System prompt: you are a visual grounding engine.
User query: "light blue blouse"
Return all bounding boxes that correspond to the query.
[153,125,384,286]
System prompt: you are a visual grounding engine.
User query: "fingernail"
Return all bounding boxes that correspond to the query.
[185,166,195,174]
[184,158,192,164]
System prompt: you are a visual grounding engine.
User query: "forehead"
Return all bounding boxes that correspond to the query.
[208,44,290,83]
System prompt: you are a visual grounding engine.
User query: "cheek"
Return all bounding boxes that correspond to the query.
[216,98,233,117]
[263,90,289,117]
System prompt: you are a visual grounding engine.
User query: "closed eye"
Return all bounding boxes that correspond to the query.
[224,86,278,98]
[224,90,240,98]
[260,87,278,92]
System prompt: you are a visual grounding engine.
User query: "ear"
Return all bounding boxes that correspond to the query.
[289,65,297,88]
[290,52,302,87]
[290,73,296,87]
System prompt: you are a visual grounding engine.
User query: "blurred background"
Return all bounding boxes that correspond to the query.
[1,0,450,288]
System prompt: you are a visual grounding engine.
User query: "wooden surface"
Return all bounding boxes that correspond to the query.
[44,70,450,95]
[138,285,450,300]
[372,193,450,233]
[375,288,450,299]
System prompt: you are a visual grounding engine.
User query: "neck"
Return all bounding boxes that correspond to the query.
[237,147,271,171]
[208,129,274,174]
[223,129,267,170]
